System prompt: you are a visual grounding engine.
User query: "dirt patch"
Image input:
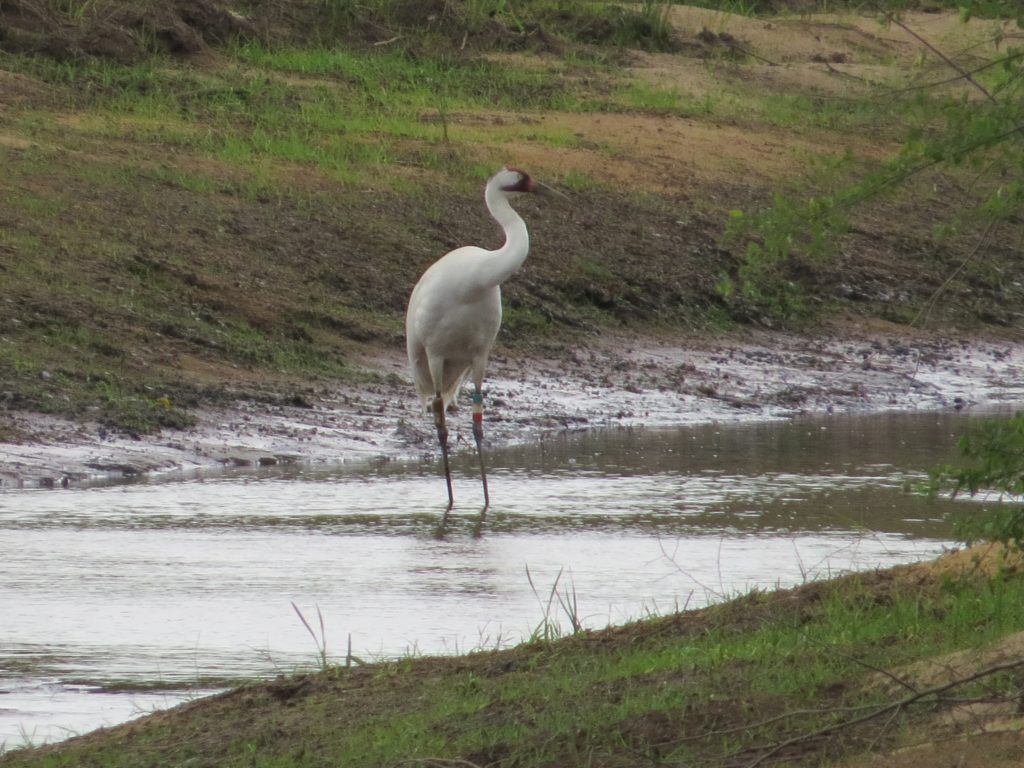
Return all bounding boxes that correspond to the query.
[513,110,892,192]
[841,733,1024,768]
[665,5,1013,68]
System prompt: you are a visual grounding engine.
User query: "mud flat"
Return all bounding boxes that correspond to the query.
[2,327,1022,490]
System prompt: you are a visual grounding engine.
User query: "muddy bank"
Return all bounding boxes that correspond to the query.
[2,327,1023,489]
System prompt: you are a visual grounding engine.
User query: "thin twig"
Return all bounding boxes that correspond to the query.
[661,702,883,747]
[656,536,725,599]
[910,217,999,330]
[729,42,780,67]
[742,655,1024,767]
[885,12,998,104]
[881,50,1024,99]
[317,604,326,668]
[823,62,870,83]
[802,634,919,694]
[858,122,1024,202]
[865,704,905,754]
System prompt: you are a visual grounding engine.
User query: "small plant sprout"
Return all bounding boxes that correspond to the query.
[291,601,328,671]
[526,565,584,641]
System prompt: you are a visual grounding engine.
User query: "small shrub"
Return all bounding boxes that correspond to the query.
[931,412,1024,550]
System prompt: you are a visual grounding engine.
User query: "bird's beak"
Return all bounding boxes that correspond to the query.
[534,180,569,199]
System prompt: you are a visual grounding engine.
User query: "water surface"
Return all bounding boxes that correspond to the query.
[0,410,989,749]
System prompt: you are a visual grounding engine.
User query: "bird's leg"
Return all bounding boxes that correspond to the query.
[472,388,490,513]
[432,394,454,516]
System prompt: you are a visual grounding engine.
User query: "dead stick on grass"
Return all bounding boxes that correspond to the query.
[801,634,918,694]
[865,704,904,755]
[729,42,779,67]
[660,702,882,748]
[741,656,1024,768]
[823,62,870,83]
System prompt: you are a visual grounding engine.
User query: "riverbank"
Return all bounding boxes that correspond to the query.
[3,324,1023,489]
[1,2,1023,489]
[3,542,1024,768]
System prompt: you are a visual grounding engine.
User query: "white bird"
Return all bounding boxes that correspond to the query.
[405,166,538,519]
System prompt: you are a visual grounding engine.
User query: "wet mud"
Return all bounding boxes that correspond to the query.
[3,327,1022,489]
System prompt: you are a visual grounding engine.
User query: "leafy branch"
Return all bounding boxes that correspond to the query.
[722,8,1024,325]
[930,412,1024,549]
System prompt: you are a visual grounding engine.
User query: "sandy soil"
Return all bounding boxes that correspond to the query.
[3,324,1023,489]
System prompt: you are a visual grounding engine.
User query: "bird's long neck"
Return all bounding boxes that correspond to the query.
[473,183,529,290]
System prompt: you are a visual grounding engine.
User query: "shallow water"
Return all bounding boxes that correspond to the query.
[0,409,995,750]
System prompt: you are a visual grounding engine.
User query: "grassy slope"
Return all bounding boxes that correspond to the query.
[0,0,1021,437]
[0,44,721,434]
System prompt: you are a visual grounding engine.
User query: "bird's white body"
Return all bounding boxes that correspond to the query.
[406,247,504,411]
[406,168,533,413]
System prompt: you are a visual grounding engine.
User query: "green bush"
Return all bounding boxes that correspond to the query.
[931,412,1024,549]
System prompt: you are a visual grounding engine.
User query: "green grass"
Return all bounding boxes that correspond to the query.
[229,44,598,113]
[757,92,896,131]
[0,352,198,434]
[620,80,687,111]
[0,130,398,432]
[328,569,1024,766]
[4,47,612,187]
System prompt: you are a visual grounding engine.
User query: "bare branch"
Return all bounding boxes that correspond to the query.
[741,655,1024,767]
[886,12,998,104]
[881,50,1024,99]
[911,217,999,330]
[802,634,919,694]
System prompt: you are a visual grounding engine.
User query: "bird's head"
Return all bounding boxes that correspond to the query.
[495,166,536,194]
